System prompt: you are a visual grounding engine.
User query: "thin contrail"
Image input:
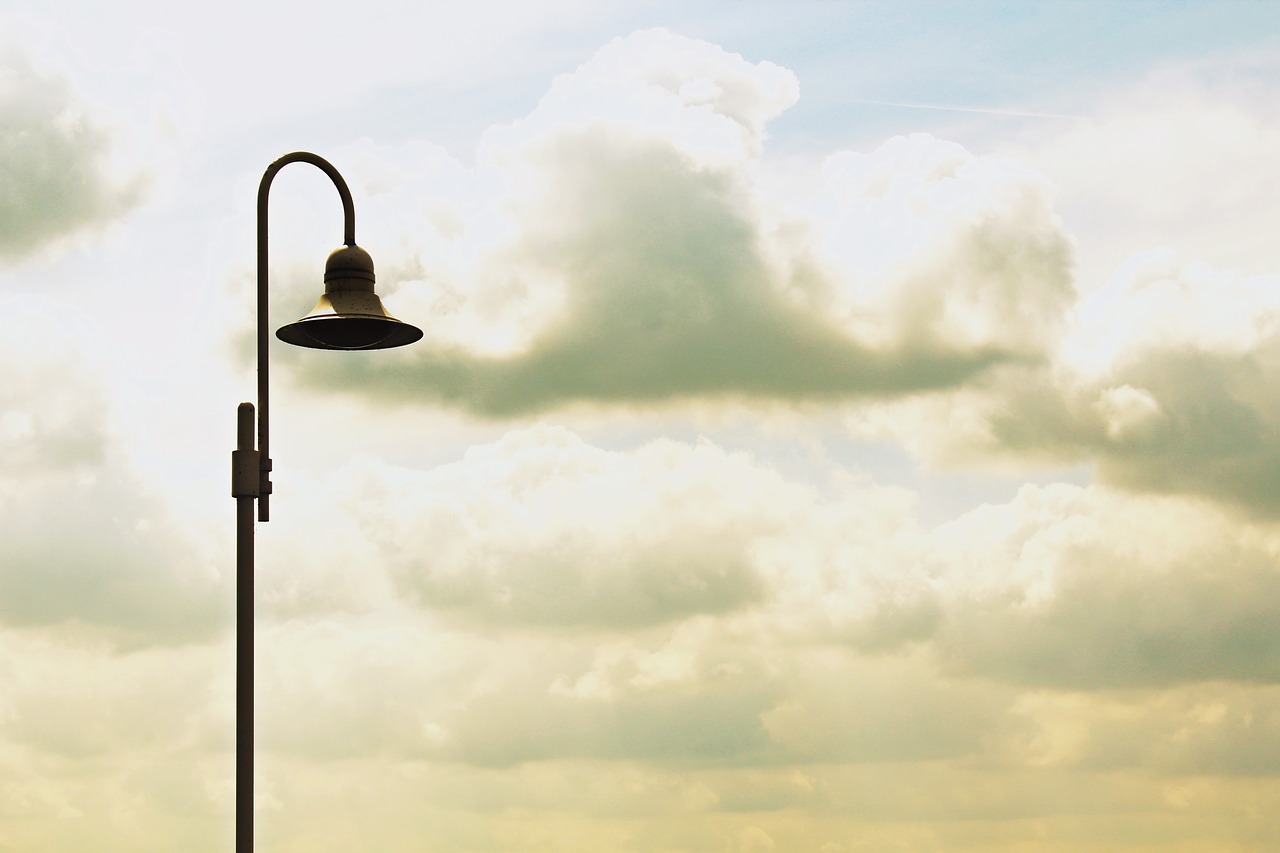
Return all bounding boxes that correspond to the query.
[848,98,1089,121]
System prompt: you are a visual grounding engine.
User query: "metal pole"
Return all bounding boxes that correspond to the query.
[236,152,358,853]
[232,402,258,853]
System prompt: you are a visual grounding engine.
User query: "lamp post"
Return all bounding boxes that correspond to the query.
[231,152,422,853]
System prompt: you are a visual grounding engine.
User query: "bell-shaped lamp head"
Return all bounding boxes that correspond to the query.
[276,245,423,350]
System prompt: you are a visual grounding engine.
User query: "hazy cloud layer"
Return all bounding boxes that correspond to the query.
[242,430,1280,774]
[6,425,1280,847]
[260,427,1280,697]
[273,31,1075,414]
[0,48,142,261]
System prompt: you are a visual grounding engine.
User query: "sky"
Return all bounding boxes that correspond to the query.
[2,1,1280,850]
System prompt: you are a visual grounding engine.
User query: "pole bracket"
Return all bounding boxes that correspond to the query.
[232,449,261,498]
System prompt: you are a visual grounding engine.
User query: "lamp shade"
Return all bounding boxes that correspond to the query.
[276,245,423,350]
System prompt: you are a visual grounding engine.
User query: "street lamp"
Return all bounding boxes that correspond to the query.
[231,152,422,853]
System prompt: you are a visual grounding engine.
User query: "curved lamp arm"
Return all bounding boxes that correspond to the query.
[254,151,356,521]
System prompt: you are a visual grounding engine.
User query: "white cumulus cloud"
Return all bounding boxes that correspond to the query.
[263,31,1075,415]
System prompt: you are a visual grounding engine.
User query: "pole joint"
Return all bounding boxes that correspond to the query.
[232,450,261,498]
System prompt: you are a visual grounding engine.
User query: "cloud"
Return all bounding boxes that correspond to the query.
[758,649,1015,763]
[928,483,1280,689]
[0,296,108,473]
[0,632,228,850]
[0,634,224,759]
[253,612,1010,772]
[1010,684,1280,776]
[797,133,1076,357]
[311,424,911,644]
[3,426,1266,843]
[265,31,1074,415]
[0,296,224,645]
[835,70,1280,515]
[1010,66,1280,278]
[234,410,931,655]
[259,425,1280,695]
[857,250,1280,514]
[1058,253,1280,511]
[238,428,1280,780]
[343,425,782,628]
[0,47,143,262]
[0,467,225,644]
[9,19,1280,853]
[251,616,779,769]
[246,427,982,768]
